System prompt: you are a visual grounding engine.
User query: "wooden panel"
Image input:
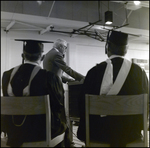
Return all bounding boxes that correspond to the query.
[1,96,47,115]
[86,94,146,115]
[74,44,107,76]
[1,95,65,147]
[85,94,148,147]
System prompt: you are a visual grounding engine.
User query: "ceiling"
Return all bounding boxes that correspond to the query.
[1,1,149,44]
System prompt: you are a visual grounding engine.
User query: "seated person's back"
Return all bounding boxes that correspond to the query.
[77,31,149,147]
[1,40,67,147]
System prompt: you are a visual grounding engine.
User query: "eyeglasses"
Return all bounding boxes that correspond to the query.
[63,45,67,50]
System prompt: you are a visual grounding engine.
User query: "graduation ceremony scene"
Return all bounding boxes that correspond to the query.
[1,1,149,147]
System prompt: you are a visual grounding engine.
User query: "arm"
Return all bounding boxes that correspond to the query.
[142,69,149,129]
[46,71,65,111]
[61,75,75,83]
[54,54,85,81]
[142,69,149,94]
[2,70,12,96]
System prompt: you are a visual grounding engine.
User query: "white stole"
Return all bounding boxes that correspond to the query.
[99,57,132,117]
[100,57,131,95]
[100,59,113,95]
[7,65,41,96]
[107,58,131,95]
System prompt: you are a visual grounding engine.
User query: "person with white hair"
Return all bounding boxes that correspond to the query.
[43,38,85,83]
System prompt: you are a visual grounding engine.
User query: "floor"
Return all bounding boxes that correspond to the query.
[72,125,85,147]
[1,127,149,147]
[72,125,149,147]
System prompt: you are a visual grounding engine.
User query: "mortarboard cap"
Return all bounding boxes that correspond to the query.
[15,39,53,54]
[107,30,128,46]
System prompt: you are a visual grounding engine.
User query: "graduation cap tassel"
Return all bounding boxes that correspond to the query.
[22,42,25,64]
[22,58,24,64]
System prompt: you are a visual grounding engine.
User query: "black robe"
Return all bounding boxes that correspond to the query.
[1,63,67,147]
[77,57,149,147]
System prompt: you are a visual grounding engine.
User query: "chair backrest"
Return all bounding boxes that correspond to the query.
[85,94,148,147]
[1,95,65,147]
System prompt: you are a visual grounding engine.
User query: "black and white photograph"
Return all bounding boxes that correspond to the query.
[1,1,149,147]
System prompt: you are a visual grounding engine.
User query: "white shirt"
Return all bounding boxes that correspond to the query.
[25,61,41,67]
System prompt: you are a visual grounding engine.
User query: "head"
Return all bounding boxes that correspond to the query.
[105,30,129,57]
[53,39,68,55]
[22,41,44,64]
[15,39,53,64]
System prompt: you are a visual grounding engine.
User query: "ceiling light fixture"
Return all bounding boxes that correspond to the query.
[37,1,45,5]
[134,1,141,5]
[105,1,113,25]
[105,11,113,25]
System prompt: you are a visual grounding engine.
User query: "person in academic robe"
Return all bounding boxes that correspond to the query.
[1,39,70,147]
[43,38,85,83]
[77,30,149,147]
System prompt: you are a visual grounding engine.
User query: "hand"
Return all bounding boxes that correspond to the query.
[80,77,85,83]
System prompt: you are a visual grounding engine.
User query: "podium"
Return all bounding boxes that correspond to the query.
[67,81,83,141]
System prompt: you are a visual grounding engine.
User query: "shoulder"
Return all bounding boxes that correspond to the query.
[96,61,107,69]
[89,61,107,73]
[46,70,60,79]
[86,61,107,77]
[2,67,15,78]
[131,62,143,73]
[50,48,63,56]
[127,62,148,80]
[2,67,15,88]
[132,62,142,69]
[49,48,64,58]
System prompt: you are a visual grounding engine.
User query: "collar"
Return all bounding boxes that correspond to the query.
[54,48,64,57]
[54,48,59,53]
[25,61,40,66]
[109,55,124,60]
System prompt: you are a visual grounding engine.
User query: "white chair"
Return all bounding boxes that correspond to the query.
[85,94,148,147]
[1,95,65,147]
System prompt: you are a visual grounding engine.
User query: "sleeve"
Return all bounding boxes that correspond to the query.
[61,75,75,83]
[2,71,12,96]
[142,69,149,123]
[46,71,65,112]
[54,54,85,81]
[142,69,149,94]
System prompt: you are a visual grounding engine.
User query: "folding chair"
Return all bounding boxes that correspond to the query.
[1,95,65,147]
[85,94,148,147]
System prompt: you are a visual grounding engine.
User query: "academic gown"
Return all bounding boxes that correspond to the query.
[1,63,67,147]
[77,57,149,146]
